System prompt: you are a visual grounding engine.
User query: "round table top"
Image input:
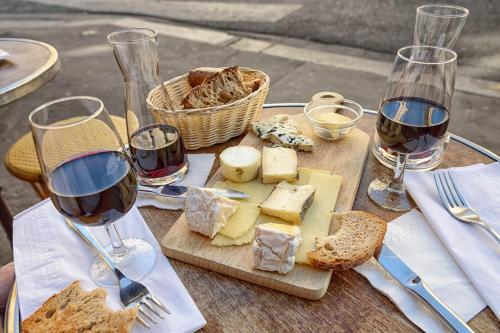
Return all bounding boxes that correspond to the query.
[139,105,498,332]
[5,105,499,333]
[0,38,60,107]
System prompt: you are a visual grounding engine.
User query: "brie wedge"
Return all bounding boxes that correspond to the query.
[185,187,238,239]
[259,181,315,224]
[252,223,302,274]
[220,146,261,183]
[261,146,298,184]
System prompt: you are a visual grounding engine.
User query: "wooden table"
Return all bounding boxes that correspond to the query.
[0,38,60,241]
[140,105,498,332]
[4,105,499,333]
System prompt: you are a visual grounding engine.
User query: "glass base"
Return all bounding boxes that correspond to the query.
[368,178,412,212]
[90,238,156,287]
[137,159,189,186]
[373,132,449,171]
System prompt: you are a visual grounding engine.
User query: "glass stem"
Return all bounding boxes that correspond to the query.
[104,222,128,258]
[389,153,408,191]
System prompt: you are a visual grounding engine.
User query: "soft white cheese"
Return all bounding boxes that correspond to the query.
[252,223,302,274]
[185,187,238,239]
[220,146,261,183]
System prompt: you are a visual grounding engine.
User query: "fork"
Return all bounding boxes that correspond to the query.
[434,170,500,244]
[66,219,170,328]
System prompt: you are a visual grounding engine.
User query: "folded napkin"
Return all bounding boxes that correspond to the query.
[13,200,206,333]
[355,209,486,332]
[136,153,215,210]
[405,163,500,318]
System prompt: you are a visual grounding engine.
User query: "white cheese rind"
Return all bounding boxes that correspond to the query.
[259,181,315,224]
[252,223,302,274]
[185,187,238,239]
[220,146,261,183]
[261,146,298,184]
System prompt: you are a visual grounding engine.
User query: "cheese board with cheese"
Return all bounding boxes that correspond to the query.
[161,112,370,300]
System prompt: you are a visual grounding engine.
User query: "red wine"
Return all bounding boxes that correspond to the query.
[48,151,137,226]
[377,97,449,154]
[130,124,187,179]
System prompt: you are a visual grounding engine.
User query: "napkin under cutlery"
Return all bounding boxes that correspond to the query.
[136,153,215,210]
[13,200,207,333]
[405,163,500,319]
[355,209,486,332]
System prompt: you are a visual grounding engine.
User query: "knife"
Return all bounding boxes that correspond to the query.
[137,184,250,199]
[377,244,474,333]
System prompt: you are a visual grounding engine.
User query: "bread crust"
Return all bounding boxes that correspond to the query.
[307,211,387,270]
[182,66,251,109]
[187,67,220,87]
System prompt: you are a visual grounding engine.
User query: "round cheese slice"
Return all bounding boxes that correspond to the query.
[220,146,261,183]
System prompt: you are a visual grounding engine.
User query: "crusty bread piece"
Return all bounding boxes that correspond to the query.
[307,211,387,270]
[243,78,261,93]
[187,67,220,87]
[182,66,250,109]
[22,281,137,333]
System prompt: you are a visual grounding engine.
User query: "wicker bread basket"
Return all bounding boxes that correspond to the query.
[147,67,270,150]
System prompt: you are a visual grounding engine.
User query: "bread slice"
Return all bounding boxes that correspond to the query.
[182,66,250,109]
[307,211,387,270]
[187,67,220,87]
[22,281,137,333]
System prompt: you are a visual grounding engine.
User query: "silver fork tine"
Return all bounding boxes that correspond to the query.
[139,307,158,324]
[136,312,151,329]
[142,298,165,319]
[434,173,449,208]
[438,172,458,207]
[443,171,464,207]
[445,171,468,207]
[148,294,171,314]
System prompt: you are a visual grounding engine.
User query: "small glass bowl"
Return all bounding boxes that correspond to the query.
[303,99,363,141]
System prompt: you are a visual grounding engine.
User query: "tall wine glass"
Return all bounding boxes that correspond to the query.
[29,96,156,286]
[368,46,457,211]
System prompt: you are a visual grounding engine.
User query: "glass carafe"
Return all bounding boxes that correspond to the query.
[108,28,189,185]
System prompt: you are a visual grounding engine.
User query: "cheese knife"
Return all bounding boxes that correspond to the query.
[137,184,250,199]
[377,245,474,333]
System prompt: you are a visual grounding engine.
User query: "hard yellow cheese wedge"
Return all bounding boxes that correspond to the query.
[211,217,261,247]
[218,204,261,239]
[213,179,274,204]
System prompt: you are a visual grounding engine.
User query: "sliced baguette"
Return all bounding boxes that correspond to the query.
[182,66,250,109]
[22,281,137,333]
[307,211,387,270]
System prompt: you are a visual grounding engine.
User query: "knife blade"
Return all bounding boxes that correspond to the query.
[137,184,250,199]
[377,244,474,333]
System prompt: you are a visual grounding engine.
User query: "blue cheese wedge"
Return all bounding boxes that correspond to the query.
[252,114,314,151]
[261,147,298,184]
[185,187,238,239]
[259,181,315,224]
[253,223,302,274]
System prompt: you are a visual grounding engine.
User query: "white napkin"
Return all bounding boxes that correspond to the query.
[136,154,215,210]
[13,200,207,333]
[405,163,500,318]
[355,209,486,332]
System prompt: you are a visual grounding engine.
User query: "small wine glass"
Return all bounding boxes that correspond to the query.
[29,96,157,286]
[368,46,457,211]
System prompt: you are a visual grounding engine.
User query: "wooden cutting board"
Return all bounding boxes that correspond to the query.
[162,113,370,300]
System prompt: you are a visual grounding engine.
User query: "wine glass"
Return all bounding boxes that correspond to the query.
[415,4,469,49]
[368,46,457,211]
[29,96,157,286]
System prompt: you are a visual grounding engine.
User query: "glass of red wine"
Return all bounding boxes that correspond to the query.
[108,28,189,186]
[29,96,157,286]
[368,46,457,211]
